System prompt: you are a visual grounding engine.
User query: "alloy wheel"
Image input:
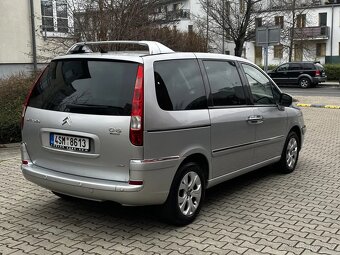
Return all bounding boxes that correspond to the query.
[286,137,298,169]
[177,171,202,216]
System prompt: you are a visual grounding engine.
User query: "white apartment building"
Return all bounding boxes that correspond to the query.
[0,0,71,78]
[245,0,340,65]
[173,0,340,65]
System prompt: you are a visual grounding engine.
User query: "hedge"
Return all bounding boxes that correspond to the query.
[323,64,340,81]
[0,73,39,144]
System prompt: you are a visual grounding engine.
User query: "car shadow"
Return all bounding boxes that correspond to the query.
[32,164,280,229]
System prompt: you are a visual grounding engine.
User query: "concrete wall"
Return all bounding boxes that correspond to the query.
[0,0,67,78]
[0,0,38,64]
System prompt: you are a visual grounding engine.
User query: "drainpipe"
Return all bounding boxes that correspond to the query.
[330,4,334,63]
[206,0,209,51]
[30,0,37,72]
[222,0,225,54]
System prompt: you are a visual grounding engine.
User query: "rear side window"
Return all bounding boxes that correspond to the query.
[203,61,246,106]
[154,59,207,111]
[28,59,138,116]
[315,63,324,70]
[302,63,315,70]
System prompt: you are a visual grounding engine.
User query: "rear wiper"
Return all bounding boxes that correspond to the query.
[67,104,122,109]
[66,104,126,115]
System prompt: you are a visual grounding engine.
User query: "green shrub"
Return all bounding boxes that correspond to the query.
[323,64,340,81]
[0,73,39,144]
[258,64,278,71]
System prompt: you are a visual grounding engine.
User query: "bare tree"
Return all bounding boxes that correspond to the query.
[197,0,264,56]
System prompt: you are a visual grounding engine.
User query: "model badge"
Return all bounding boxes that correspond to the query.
[26,118,40,124]
[62,116,72,126]
[109,128,122,135]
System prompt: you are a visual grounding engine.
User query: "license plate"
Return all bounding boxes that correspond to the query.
[50,133,90,152]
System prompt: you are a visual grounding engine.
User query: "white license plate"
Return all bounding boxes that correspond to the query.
[50,133,90,152]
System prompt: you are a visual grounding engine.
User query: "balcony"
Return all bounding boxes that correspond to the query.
[292,26,329,40]
[166,9,191,20]
[154,8,191,23]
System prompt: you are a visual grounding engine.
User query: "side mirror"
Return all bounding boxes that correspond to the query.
[279,93,293,107]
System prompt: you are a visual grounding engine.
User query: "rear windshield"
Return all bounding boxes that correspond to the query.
[28,59,138,116]
[315,63,324,70]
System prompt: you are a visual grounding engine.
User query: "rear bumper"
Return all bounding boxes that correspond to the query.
[313,76,327,83]
[21,156,180,205]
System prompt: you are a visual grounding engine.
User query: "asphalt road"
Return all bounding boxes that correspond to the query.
[280,84,340,97]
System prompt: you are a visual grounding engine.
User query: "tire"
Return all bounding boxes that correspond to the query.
[162,162,206,226]
[276,132,300,174]
[299,78,311,88]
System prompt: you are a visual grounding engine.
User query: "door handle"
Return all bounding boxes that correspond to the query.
[247,115,264,124]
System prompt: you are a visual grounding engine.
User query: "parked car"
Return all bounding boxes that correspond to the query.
[267,61,327,88]
[21,41,306,225]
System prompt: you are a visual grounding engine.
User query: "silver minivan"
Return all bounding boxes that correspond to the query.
[21,41,306,225]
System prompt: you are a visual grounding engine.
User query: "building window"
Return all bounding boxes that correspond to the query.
[296,14,306,28]
[255,46,262,65]
[294,44,303,61]
[319,13,327,26]
[188,25,193,33]
[316,43,326,57]
[41,0,69,33]
[240,0,245,13]
[275,16,284,29]
[243,47,247,58]
[274,45,283,58]
[255,17,262,27]
[224,1,230,16]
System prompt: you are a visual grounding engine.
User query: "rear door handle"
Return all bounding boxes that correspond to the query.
[247,115,264,124]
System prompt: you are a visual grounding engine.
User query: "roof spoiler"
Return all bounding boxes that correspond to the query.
[66,41,174,55]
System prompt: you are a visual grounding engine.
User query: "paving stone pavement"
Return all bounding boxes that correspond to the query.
[1,107,340,255]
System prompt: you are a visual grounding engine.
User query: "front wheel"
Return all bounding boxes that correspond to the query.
[162,162,205,226]
[276,132,300,174]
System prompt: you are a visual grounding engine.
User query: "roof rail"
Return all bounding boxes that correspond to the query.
[66,41,174,55]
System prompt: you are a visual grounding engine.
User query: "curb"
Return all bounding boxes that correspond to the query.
[0,142,20,149]
[297,103,340,109]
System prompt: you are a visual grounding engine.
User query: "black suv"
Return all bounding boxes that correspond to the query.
[268,62,327,88]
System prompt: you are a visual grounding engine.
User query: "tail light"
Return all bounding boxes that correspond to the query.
[21,67,47,129]
[20,143,32,165]
[129,65,144,146]
[315,70,321,76]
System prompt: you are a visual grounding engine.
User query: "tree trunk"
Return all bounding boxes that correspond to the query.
[234,41,244,57]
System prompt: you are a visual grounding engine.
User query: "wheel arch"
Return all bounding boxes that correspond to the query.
[288,125,302,150]
[298,74,312,83]
[178,153,210,186]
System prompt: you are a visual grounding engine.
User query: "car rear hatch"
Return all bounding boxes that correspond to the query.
[22,57,143,182]
[316,63,326,78]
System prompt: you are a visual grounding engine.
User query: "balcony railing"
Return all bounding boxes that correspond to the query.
[166,9,191,20]
[154,8,190,22]
[292,26,329,40]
